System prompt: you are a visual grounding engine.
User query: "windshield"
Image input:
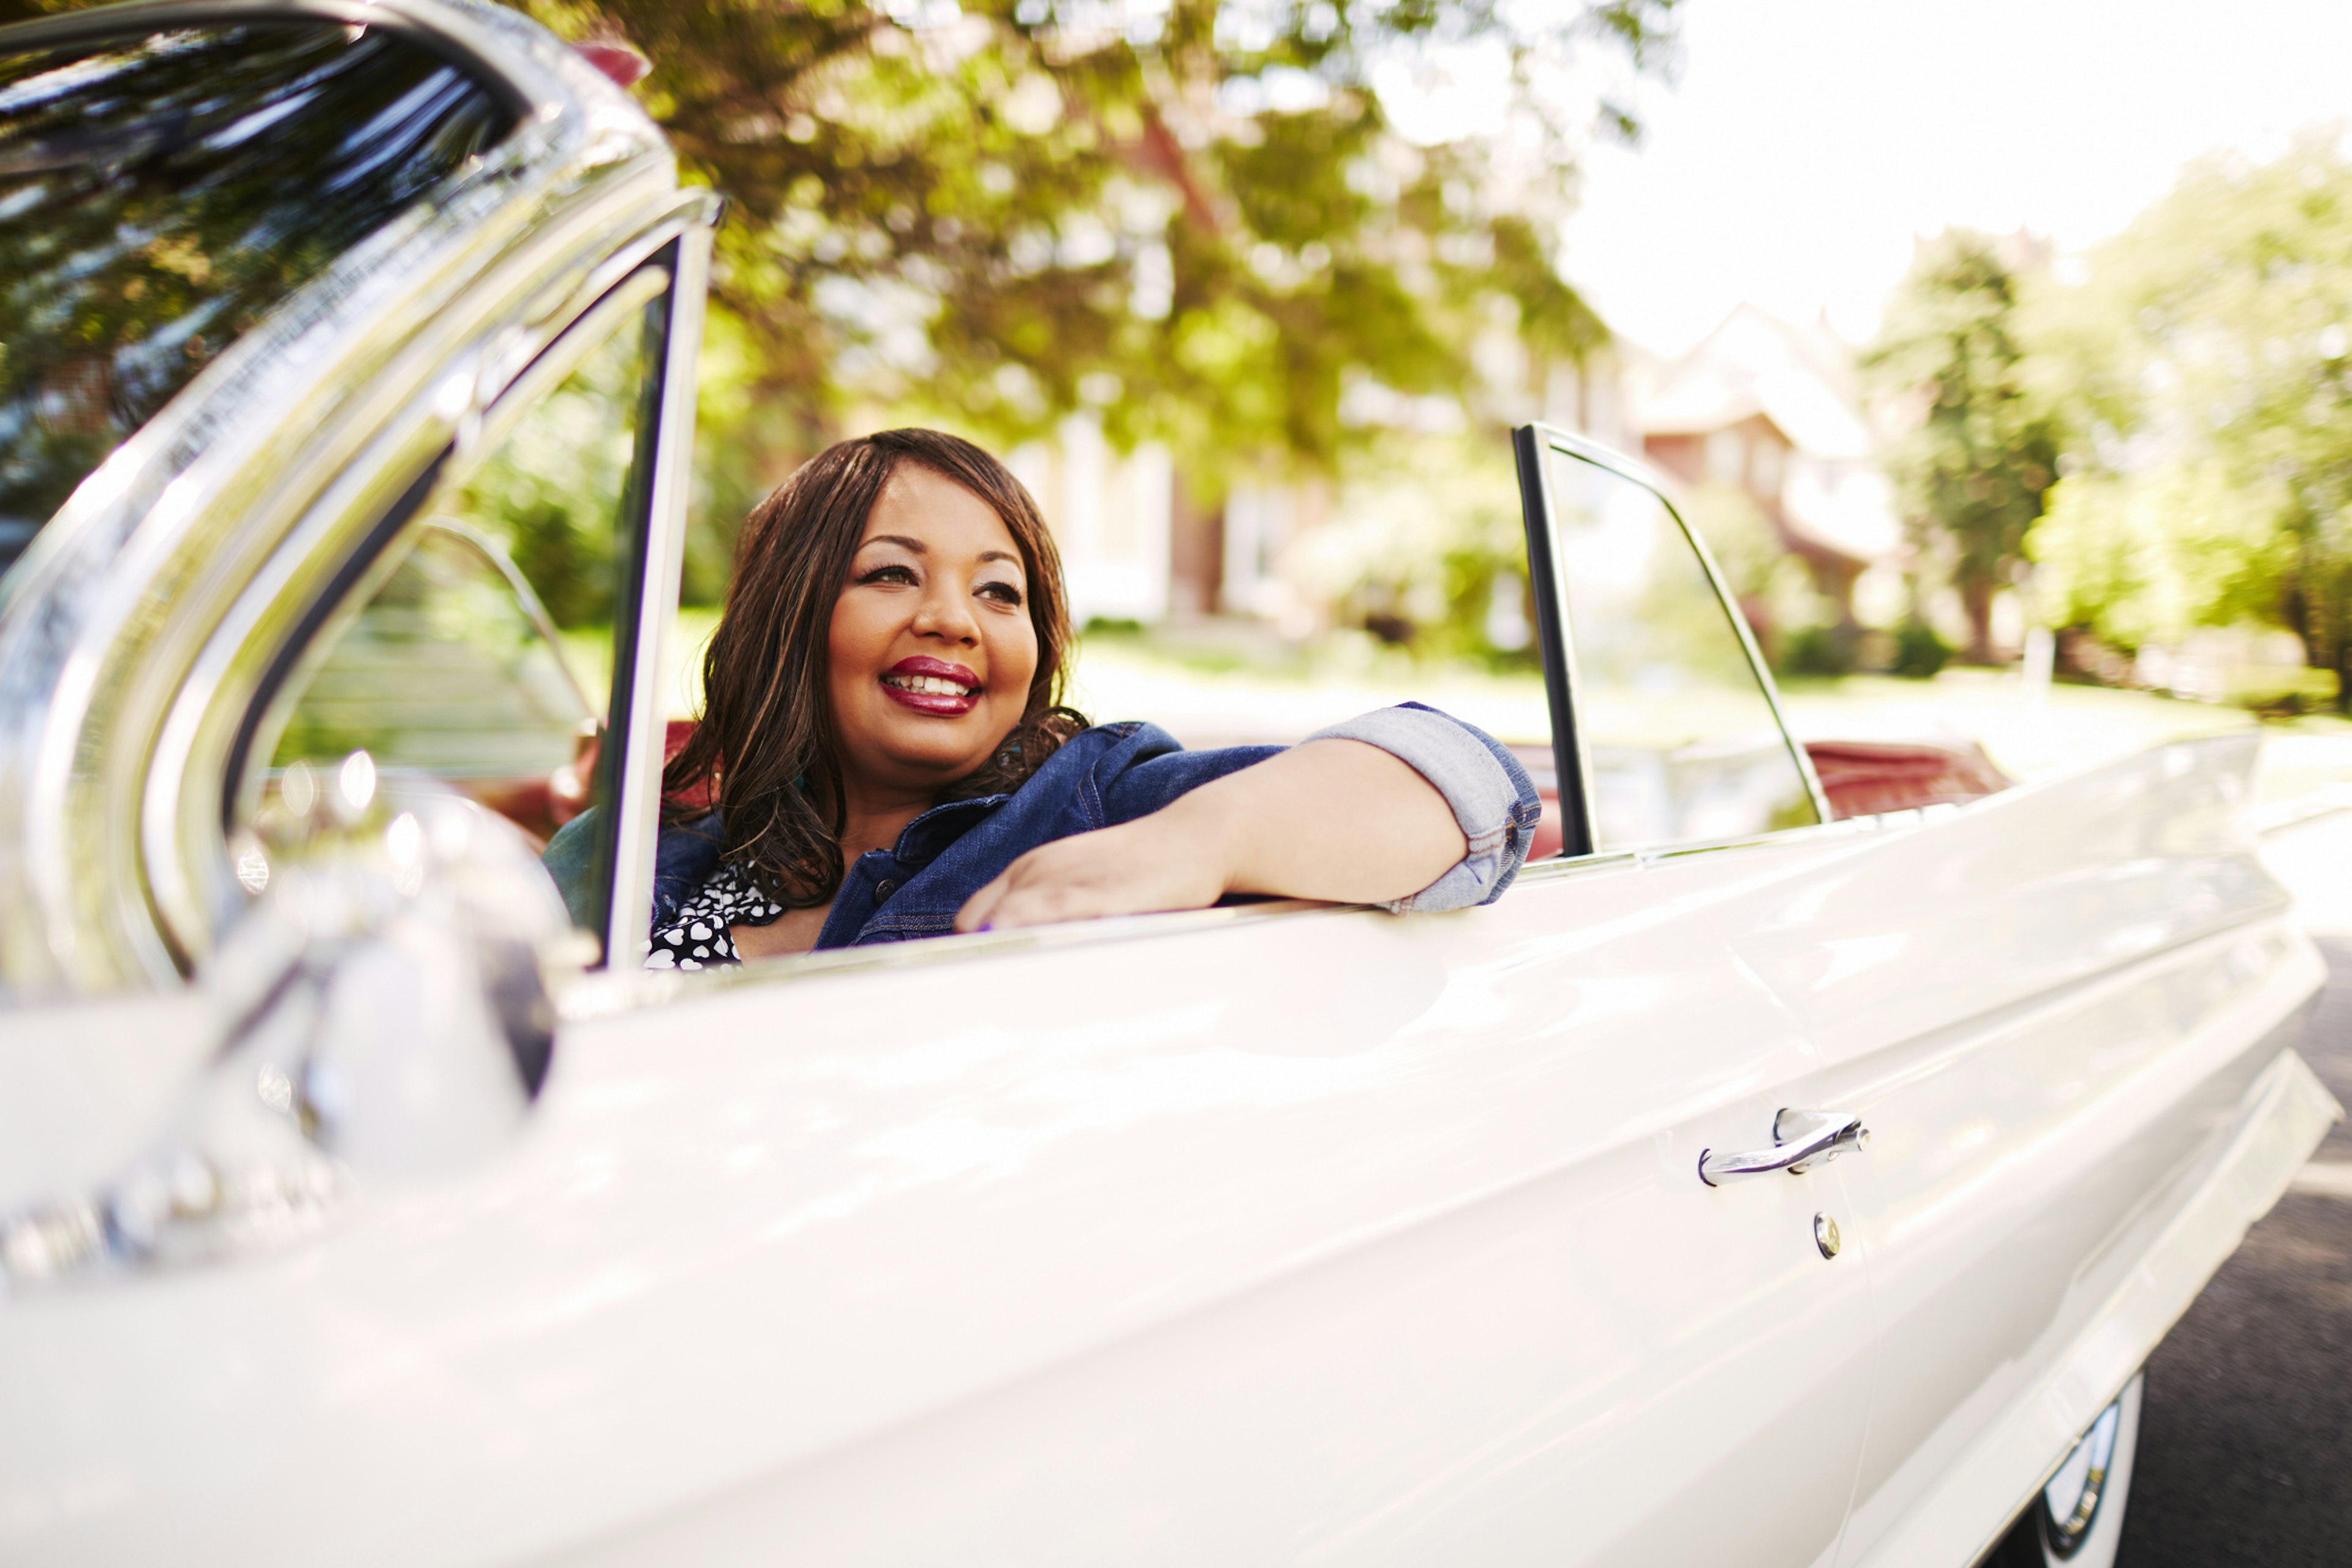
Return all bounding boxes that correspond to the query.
[0,21,513,579]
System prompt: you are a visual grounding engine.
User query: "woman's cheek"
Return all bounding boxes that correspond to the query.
[996,624,1039,703]
[829,592,890,678]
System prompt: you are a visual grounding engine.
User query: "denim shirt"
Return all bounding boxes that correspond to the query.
[543,703,1540,956]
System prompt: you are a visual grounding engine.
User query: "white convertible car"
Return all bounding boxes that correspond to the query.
[0,4,2336,1566]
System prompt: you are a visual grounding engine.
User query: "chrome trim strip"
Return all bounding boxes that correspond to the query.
[604,222,712,967]
[140,420,461,961]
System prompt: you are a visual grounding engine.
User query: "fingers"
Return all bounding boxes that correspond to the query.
[979,878,1121,932]
[952,859,1114,934]
[952,825,1219,935]
[954,873,1009,933]
[952,842,1070,932]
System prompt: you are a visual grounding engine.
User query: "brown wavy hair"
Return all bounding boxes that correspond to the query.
[662,429,1086,909]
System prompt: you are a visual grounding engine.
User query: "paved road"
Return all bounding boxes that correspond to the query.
[2118,816,2352,1566]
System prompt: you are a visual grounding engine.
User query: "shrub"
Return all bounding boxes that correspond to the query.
[1891,618,1953,679]
[1777,624,1857,677]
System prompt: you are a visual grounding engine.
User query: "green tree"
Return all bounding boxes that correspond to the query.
[1864,232,2061,663]
[2022,139,2352,709]
[534,0,1653,494]
[2,0,1668,610]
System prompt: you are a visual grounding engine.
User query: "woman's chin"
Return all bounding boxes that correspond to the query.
[868,721,1004,783]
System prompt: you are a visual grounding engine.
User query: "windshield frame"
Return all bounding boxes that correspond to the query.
[0,0,688,996]
[0,10,529,578]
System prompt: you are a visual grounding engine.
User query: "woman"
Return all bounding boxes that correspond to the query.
[549,429,1539,968]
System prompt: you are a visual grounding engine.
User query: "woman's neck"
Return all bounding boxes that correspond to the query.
[834,781,935,862]
[729,777,937,963]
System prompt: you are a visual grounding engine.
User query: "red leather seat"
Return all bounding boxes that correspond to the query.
[1803,739,2010,820]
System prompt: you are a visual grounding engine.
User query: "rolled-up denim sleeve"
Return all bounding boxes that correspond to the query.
[1304,702,1542,912]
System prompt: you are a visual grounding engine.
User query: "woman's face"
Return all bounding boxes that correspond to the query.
[827,463,1040,799]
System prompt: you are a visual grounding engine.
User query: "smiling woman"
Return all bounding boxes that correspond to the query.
[545,428,1542,967]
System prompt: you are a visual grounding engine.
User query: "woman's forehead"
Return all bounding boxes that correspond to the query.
[861,465,1024,569]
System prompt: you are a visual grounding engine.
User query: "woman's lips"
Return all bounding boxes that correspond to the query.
[881,658,981,717]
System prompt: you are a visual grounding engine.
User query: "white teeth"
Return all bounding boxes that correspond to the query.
[885,674,975,696]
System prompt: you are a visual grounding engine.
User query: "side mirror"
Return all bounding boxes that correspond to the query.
[1,758,582,1287]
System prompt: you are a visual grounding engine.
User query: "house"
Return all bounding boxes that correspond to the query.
[1630,305,1901,642]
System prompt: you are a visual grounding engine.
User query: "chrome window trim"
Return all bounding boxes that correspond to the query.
[605,222,708,968]
[142,416,461,969]
[1511,423,1599,858]
[203,263,667,860]
[0,0,698,994]
[1512,421,1834,864]
[141,226,709,973]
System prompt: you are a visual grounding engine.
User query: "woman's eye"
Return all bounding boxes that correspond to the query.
[858,564,918,586]
[979,582,1024,606]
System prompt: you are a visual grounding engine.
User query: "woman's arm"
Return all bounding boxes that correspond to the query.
[953,707,1538,933]
[953,739,1464,932]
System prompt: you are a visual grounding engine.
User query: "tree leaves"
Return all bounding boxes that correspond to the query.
[1864,232,2062,661]
[2022,138,2352,706]
[518,0,1672,481]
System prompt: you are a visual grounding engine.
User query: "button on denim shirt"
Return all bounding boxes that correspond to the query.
[545,703,1540,955]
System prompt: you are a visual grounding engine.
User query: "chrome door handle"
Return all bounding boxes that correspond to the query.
[1698,1108,1870,1188]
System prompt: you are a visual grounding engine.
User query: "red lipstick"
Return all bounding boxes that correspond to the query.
[880,656,982,717]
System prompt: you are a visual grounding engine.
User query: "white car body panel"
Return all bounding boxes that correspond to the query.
[1,736,2332,1567]
[5,846,1875,1566]
[1714,733,2331,1564]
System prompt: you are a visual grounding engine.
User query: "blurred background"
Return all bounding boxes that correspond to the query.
[6,1,2346,1552]
[472,0,2352,802]
[17,0,2350,790]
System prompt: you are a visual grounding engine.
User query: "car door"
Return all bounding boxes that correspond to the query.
[3,429,1879,1568]
[481,427,1879,1566]
[1714,734,2332,1566]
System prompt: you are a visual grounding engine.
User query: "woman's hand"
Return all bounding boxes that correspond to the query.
[954,739,1466,933]
[952,811,1233,932]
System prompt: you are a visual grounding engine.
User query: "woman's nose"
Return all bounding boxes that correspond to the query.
[910,581,979,644]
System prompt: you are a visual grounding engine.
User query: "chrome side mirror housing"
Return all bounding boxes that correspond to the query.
[2,758,582,1289]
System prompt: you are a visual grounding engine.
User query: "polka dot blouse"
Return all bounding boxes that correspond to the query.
[645,861,783,970]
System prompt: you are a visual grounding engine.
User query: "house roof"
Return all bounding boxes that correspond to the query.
[1637,304,1874,460]
[1634,304,1899,563]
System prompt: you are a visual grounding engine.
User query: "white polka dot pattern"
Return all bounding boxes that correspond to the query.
[646,862,785,970]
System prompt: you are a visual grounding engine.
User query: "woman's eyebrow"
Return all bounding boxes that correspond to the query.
[858,534,1022,571]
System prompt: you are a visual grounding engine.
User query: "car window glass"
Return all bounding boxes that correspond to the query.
[0,21,512,581]
[1542,446,1819,848]
[233,276,669,941]
[263,521,596,812]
